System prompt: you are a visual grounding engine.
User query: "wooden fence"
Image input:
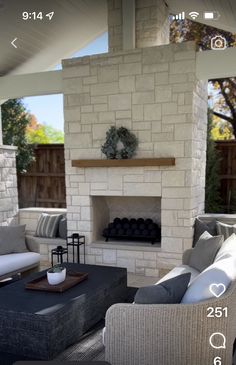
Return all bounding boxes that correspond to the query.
[216,140,236,213]
[16,141,236,211]
[18,144,66,208]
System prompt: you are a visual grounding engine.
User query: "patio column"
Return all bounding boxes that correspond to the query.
[0,106,2,145]
[0,145,18,225]
[0,104,18,225]
[108,0,170,52]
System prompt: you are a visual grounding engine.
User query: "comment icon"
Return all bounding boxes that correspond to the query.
[209,333,226,349]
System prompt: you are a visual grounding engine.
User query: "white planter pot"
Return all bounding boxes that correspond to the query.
[47,267,66,285]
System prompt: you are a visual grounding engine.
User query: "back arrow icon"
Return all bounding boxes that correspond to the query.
[11,38,18,48]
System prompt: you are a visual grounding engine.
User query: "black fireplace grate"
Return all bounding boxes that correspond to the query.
[103,217,161,245]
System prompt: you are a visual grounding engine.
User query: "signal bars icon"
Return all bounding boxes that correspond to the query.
[172,11,185,20]
[172,11,201,21]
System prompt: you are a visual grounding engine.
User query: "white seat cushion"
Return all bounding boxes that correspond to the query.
[156,265,200,285]
[27,235,66,245]
[0,252,40,276]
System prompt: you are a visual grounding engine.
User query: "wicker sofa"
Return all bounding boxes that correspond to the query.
[0,235,40,281]
[105,214,236,365]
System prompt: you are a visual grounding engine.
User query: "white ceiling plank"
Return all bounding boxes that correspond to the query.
[0,0,107,76]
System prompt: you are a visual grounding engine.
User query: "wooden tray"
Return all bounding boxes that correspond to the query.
[25,271,88,293]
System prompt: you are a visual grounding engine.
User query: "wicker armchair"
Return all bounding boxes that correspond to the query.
[105,275,236,365]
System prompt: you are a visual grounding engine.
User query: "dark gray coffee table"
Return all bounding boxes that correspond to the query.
[0,263,127,360]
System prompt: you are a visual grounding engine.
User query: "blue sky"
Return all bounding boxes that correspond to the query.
[23,32,108,132]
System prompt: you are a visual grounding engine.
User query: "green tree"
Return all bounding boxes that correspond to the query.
[43,125,64,143]
[26,114,64,144]
[205,110,222,212]
[170,19,236,50]
[209,78,236,137]
[2,99,34,173]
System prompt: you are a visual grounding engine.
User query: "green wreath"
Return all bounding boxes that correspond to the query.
[101,126,138,159]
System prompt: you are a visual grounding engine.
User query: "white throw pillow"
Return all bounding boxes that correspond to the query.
[181,255,236,304]
[156,265,200,285]
[215,233,236,261]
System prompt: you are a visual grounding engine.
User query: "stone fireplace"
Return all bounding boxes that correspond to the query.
[62,0,208,276]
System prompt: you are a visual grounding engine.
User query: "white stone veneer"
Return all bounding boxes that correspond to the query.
[108,0,170,52]
[62,41,208,275]
[0,146,18,225]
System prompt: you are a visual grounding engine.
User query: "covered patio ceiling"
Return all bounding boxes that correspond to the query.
[0,0,235,78]
[0,0,107,76]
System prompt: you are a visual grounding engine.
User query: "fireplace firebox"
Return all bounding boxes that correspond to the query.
[103,217,161,244]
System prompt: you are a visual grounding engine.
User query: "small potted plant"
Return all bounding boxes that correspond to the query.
[47,264,66,285]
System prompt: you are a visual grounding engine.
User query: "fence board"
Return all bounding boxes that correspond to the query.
[216,141,236,213]
[17,144,66,208]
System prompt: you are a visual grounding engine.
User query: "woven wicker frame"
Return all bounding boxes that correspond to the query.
[105,251,236,365]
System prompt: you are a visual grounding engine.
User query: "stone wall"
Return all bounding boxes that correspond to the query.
[108,0,123,53]
[62,41,208,275]
[135,0,169,48]
[108,0,169,52]
[0,146,18,225]
[0,108,2,145]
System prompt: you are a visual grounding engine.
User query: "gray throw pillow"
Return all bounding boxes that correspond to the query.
[0,225,27,255]
[134,273,191,304]
[35,213,63,238]
[189,231,223,272]
[59,217,67,239]
[193,217,217,247]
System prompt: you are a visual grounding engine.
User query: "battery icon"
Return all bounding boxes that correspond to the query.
[204,11,220,20]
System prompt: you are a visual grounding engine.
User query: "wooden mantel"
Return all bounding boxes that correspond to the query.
[71,158,175,168]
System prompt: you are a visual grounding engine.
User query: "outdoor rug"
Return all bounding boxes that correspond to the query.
[0,322,105,364]
[56,320,105,361]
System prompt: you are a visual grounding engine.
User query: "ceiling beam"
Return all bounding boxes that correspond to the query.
[196,47,236,80]
[0,48,236,102]
[0,71,62,100]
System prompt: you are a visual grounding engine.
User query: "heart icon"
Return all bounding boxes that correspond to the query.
[209,283,226,298]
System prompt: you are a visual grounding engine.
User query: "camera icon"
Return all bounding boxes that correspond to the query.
[211,35,227,50]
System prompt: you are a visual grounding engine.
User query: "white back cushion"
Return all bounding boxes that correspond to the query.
[156,265,199,285]
[215,233,236,261]
[181,255,236,304]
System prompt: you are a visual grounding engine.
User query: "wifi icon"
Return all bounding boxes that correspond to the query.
[189,11,199,20]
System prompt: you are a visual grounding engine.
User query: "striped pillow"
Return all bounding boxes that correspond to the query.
[35,213,63,238]
[216,221,236,239]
